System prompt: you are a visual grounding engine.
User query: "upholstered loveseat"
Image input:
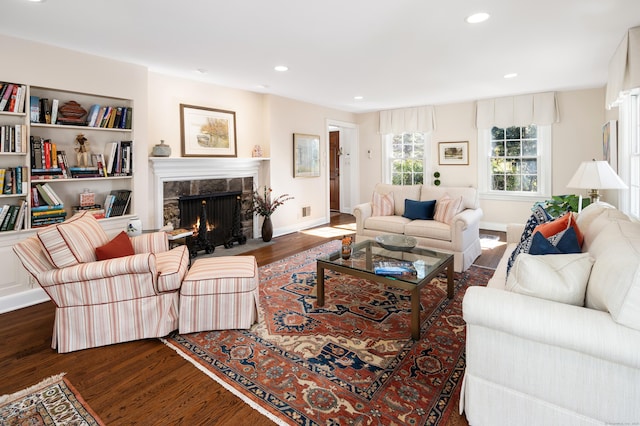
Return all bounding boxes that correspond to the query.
[461,202,640,425]
[13,211,190,353]
[353,183,483,272]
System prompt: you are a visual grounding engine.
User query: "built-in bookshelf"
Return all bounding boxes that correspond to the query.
[28,86,134,227]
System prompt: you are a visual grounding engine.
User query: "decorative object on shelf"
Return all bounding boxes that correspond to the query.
[75,134,90,167]
[433,171,441,186]
[126,218,143,237]
[252,144,263,157]
[56,101,87,125]
[180,104,237,157]
[567,159,628,204]
[250,185,294,242]
[438,141,469,165]
[341,235,353,260]
[79,189,95,207]
[152,139,172,157]
[375,234,418,251]
[293,133,321,177]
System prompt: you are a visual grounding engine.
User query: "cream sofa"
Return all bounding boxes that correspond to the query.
[353,183,483,272]
[460,202,640,425]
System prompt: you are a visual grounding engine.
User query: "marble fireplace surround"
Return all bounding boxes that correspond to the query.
[149,158,267,238]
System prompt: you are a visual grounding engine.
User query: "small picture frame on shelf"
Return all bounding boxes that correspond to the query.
[180,104,237,157]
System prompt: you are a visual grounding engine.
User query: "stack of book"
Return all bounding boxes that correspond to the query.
[69,166,102,178]
[85,104,132,129]
[73,203,105,219]
[31,183,66,227]
[0,82,27,113]
[1,167,27,195]
[373,260,418,277]
[0,124,26,152]
[0,200,27,232]
[103,140,133,176]
[30,136,64,179]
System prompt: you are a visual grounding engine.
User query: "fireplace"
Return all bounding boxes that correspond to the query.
[178,191,247,256]
[150,157,267,244]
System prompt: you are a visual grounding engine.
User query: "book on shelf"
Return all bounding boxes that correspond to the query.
[39,98,51,124]
[13,200,27,231]
[69,166,102,178]
[373,260,418,277]
[0,83,14,111]
[0,205,10,230]
[30,95,40,123]
[0,205,19,231]
[31,204,64,212]
[166,228,193,240]
[105,189,132,217]
[31,215,67,228]
[35,183,63,206]
[50,99,59,125]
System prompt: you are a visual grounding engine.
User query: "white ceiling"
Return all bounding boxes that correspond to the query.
[2,0,639,113]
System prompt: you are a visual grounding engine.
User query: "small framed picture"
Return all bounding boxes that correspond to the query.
[180,104,237,157]
[293,133,320,177]
[438,141,469,165]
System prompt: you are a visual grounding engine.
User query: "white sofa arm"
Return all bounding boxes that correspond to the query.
[353,202,372,234]
[451,208,483,251]
[463,286,640,369]
[506,223,525,244]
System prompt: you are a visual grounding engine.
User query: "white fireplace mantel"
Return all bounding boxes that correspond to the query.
[149,157,269,231]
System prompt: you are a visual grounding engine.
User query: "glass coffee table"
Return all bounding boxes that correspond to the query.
[316,238,454,340]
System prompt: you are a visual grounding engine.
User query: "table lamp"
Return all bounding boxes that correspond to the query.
[567,159,628,203]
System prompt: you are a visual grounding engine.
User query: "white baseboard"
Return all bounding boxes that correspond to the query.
[0,288,49,314]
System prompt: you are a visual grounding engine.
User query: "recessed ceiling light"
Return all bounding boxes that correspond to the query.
[466,12,490,24]
[195,68,208,74]
[354,96,364,100]
[504,73,518,79]
[257,84,270,89]
[274,65,289,72]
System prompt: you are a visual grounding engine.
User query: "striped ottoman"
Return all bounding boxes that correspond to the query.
[179,256,259,334]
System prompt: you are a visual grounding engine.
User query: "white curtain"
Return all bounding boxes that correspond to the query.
[379,105,436,135]
[475,92,559,129]
[606,26,640,109]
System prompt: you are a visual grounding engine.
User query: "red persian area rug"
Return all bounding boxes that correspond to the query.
[0,373,104,425]
[164,241,493,425]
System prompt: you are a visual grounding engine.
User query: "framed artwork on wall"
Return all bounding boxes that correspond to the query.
[438,141,468,165]
[180,104,237,157]
[293,133,320,177]
[603,120,618,171]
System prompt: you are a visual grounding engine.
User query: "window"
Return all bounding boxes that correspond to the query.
[619,89,640,219]
[478,124,551,199]
[383,132,430,185]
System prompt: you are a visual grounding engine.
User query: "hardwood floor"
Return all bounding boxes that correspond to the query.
[0,214,505,425]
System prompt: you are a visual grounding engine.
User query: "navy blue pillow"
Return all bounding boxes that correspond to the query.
[403,199,436,220]
[529,227,582,255]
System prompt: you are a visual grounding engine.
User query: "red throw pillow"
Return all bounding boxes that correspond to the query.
[533,212,584,247]
[95,231,135,260]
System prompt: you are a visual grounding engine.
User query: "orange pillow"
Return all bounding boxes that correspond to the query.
[95,231,135,260]
[533,212,584,247]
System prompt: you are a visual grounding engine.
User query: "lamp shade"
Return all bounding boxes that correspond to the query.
[567,160,628,190]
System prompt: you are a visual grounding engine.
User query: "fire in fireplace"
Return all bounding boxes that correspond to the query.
[179,191,246,257]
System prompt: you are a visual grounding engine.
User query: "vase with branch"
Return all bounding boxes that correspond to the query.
[251,186,293,242]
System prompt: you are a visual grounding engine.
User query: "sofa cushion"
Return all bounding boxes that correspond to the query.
[37,211,110,268]
[586,220,640,331]
[373,183,422,216]
[506,252,594,306]
[576,202,630,251]
[403,199,436,220]
[420,186,479,210]
[372,191,394,216]
[506,205,552,274]
[404,219,451,241]
[533,211,583,247]
[528,227,582,255]
[434,195,462,224]
[364,215,410,234]
[96,231,135,261]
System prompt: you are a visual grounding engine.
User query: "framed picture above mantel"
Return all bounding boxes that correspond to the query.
[180,104,237,157]
[438,141,469,165]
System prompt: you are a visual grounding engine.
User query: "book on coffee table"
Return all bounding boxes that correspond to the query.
[373,260,418,277]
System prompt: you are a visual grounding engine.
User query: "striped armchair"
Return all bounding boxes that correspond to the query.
[13,211,189,353]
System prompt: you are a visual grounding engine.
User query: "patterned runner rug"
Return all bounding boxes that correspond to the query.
[0,373,104,425]
[164,241,493,425]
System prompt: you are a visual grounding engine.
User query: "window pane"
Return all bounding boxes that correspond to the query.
[522,140,537,156]
[492,141,505,156]
[506,141,521,156]
[522,159,537,174]
[522,125,537,138]
[506,175,521,191]
[491,175,505,190]
[506,126,521,139]
[491,127,505,140]
[522,175,537,192]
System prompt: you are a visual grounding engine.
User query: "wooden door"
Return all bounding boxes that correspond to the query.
[329,131,340,211]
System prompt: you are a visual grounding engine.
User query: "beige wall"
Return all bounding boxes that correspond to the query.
[355,88,607,228]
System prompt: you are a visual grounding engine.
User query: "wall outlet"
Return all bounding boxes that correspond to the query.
[302,206,311,217]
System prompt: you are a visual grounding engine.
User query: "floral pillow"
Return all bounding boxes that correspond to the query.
[372,191,394,216]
